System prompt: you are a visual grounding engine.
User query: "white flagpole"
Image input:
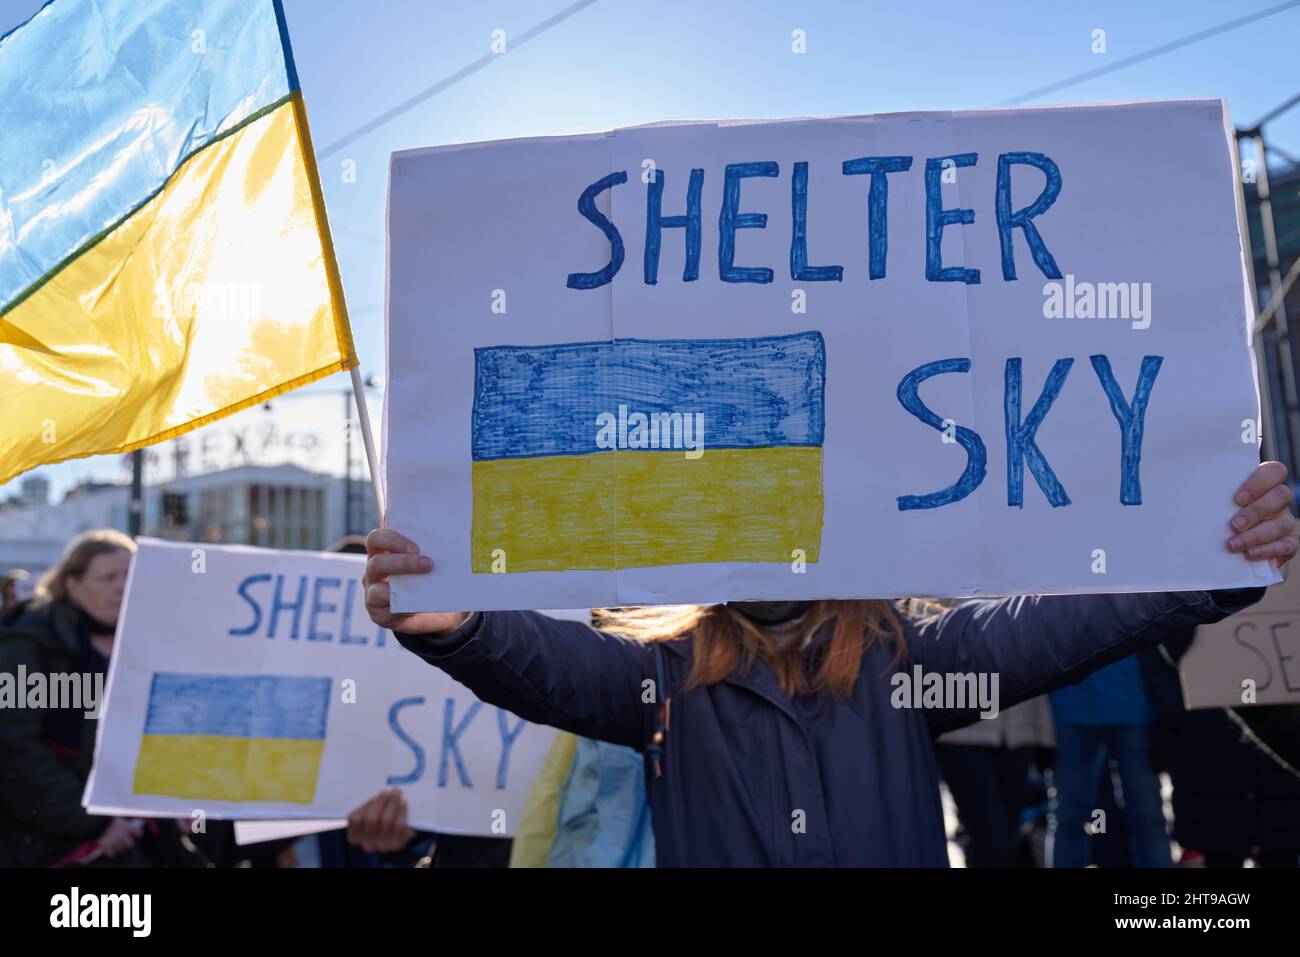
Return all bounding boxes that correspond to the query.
[349,365,386,523]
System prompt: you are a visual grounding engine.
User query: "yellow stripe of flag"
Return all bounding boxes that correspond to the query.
[134,733,325,804]
[472,447,825,572]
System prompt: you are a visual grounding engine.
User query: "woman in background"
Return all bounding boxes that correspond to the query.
[0,530,146,867]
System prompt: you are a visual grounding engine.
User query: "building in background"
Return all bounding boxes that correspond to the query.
[0,481,131,577]
[0,464,378,578]
[15,477,49,508]
[1241,136,1300,481]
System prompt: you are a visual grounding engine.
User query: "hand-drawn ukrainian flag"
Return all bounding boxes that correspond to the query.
[471,332,826,572]
[133,673,331,803]
[0,0,353,486]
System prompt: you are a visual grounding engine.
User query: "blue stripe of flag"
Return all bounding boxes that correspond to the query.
[143,673,331,740]
[472,331,826,460]
[0,0,292,312]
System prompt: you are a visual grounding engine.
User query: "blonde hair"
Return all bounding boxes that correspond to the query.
[595,599,907,699]
[35,529,135,607]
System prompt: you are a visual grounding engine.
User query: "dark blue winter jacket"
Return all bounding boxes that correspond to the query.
[1048,655,1152,726]
[396,588,1263,867]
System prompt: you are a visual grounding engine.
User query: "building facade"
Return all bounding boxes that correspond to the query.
[0,464,379,578]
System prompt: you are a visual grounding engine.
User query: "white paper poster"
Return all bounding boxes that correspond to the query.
[85,540,558,836]
[1182,569,1300,709]
[385,101,1278,612]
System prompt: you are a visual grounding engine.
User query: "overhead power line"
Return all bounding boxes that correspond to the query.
[998,0,1300,106]
[318,0,601,159]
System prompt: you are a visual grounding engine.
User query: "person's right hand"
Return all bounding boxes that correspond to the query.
[95,817,138,857]
[363,528,468,636]
[347,788,417,854]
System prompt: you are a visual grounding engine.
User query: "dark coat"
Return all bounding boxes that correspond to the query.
[1170,706,1300,855]
[1141,628,1300,855]
[0,599,140,867]
[397,589,1263,867]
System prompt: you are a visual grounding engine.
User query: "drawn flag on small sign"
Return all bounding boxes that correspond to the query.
[133,673,331,804]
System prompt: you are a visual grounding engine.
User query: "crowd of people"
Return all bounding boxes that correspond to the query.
[0,531,509,869]
[1,461,1298,867]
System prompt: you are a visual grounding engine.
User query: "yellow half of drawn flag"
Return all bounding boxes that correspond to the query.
[0,0,354,486]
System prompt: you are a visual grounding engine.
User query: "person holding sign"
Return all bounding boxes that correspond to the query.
[362,463,1296,867]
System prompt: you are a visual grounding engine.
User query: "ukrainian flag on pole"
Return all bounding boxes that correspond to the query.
[0,0,354,486]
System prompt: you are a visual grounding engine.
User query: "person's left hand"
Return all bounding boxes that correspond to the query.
[1227,461,1298,568]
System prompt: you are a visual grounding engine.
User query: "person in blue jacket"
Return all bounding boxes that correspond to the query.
[1047,656,1169,867]
[360,463,1297,867]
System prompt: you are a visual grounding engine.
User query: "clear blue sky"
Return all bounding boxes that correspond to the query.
[5,0,1300,498]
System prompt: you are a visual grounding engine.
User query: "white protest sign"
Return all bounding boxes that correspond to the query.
[385,100,1277,613]
[1181,574,1300,709]
[85,539,558,836]
[233,818,341,845]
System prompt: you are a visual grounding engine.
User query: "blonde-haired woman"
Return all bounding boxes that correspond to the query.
[363,463,1298,866]
[0,529,141,867]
